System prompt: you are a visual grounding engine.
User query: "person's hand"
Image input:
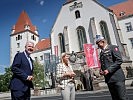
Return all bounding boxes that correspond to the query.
[99,70,104,75]
[27,76,34,81]
[63,71,76,78]
[104,70,109,75]
[63,72,71,77]
[70,72,76,77]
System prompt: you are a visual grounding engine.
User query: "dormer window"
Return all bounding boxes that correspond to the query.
[24,25,30,30]
[119,11,125,17]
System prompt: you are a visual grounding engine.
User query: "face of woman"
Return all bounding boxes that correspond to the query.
[62,54,69,65]
[64,55,69,60]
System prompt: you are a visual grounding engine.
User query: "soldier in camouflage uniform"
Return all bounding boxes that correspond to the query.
[96,36,128,100]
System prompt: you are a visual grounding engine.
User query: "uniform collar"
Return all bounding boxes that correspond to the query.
[103,44,108,50]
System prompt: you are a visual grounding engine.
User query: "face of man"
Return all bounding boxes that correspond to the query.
[97,41,104,49]
[25,42,34,55]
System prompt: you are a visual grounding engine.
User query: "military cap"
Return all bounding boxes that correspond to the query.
[95,35,104,44]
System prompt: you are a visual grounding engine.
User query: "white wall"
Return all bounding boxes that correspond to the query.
[31,49,51,65]
[51,0,118,56]
[10,31,39,65]
[118,16,133,62]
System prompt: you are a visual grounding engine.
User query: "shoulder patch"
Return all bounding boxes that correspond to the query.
[114,47,118,51]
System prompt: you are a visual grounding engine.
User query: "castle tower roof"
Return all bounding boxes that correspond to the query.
[12,10,38,35]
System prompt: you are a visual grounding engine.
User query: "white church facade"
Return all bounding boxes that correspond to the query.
[50,0,130,62]
[50,0,132,90]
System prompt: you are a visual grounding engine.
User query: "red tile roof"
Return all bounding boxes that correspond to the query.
[109,0,133,19]
[66,0,73,2]
[34,38,51,52]
[12,10,37,34]
[65,0,75,4]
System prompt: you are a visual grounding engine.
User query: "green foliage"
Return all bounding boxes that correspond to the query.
[0,67,12,92]
[33,61,45,88]
[0,61,46,92]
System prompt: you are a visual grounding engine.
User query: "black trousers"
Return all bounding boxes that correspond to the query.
[107,81,128,100]
[11,88,31,100]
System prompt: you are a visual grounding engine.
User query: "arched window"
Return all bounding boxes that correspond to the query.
[75,10,81,19]
[77,26,87,51]
[63,26,69,52]
[58,33,65,53]
[99,21,111,44]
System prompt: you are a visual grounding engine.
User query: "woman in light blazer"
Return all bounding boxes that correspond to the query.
[56,53,76,100]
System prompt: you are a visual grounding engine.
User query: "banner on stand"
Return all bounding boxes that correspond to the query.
[83,44,100,68]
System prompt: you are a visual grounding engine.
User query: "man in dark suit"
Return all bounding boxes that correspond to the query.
[9,41,34,100]
[96,35,127,100]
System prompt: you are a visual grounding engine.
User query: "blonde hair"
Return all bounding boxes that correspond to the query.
[61,53,66,59]
[61,53,68,66]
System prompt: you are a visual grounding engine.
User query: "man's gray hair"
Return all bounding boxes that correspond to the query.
[25,41,34,46]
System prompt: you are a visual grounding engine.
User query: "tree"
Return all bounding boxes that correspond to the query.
[0,61,46,92]
[33,61,45,89]
[0,67,12,92]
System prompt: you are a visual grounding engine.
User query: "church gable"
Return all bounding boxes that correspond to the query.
[52,0,112,34]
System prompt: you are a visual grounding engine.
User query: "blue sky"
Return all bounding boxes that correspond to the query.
[0,0,126,74]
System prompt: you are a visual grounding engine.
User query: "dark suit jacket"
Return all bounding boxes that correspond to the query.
[100,45,125,83]
[9,52,34,92]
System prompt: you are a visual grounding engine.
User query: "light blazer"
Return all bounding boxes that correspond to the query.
[56,63,74,89]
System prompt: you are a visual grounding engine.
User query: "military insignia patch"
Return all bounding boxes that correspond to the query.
[115,47,118,51]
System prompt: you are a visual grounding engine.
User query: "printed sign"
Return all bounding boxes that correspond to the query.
[83,44,100,68]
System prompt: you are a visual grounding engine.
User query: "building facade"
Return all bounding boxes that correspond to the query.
[109,0,133,65]
[10,11,39,65]
[50,0,132,90]
[31,38,51,65]
[51,0,129,61]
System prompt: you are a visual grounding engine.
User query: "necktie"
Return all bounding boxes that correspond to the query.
[28,57,32,70]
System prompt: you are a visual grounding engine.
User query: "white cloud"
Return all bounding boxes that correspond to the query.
[40,1,44,6]
[42,19,47,23]
[36,0,44,6]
